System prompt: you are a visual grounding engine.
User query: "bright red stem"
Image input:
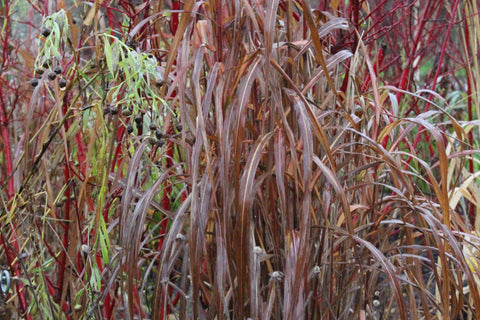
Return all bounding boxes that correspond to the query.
[279,1,300,21]
[0,4,29,311]
[170,1,180,35]
[395,2,430,101]
[411,0,460,157]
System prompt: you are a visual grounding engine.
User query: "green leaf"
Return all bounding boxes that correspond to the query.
[104,40,114,75]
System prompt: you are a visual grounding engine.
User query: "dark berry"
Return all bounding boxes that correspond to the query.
[176,124,182,132]
[35,68,44,75]
[110,107,118,115]
[134,114,143,124]
[156,139,164,147]
[127,124,134,134]
[122,108,132,116]
[135,122,143,130]
[41,28,51,37]
[59,78,67,88]
[42,60,50,69]
[126,39,137,50]
[30,78,39,87]
[48,72,57,80]
[155,129,163,140]
[54,66,62,74]
[149,123,157,131]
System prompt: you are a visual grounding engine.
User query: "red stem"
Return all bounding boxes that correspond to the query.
[0,2,30,316]
[279,1,300,22]
[0,233,31,320]
[411,0,460,155]
[395,2,431,101]
[351,0,360,52]
[0,9,14,199]
[170,0,180,35]
[56,95,73,303]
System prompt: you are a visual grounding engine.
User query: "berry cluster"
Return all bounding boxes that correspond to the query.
[30,29,67,89]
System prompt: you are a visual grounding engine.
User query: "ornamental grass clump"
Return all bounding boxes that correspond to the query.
[0,0,480,319]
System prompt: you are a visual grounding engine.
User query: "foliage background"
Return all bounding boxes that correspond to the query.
[1,0,480,319]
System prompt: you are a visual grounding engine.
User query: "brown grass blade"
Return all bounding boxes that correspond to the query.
[237,131,274,316]
[119,141,149,245]
[353,235,407,320]
[265,0,280,58]
[152,194,192,320]
[161,0,195,96]
[300,0,338,96]
[270,58,336,169]
[124,162,180,318]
